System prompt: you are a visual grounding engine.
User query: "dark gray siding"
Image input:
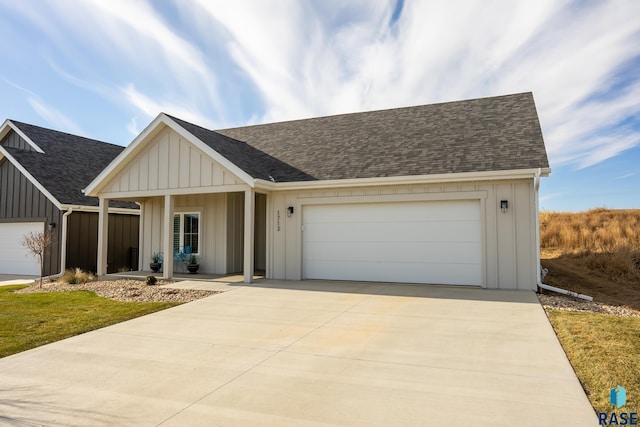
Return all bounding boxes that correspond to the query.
[0,157,62,276]
[66,212,139,274]
[1,131,36,151]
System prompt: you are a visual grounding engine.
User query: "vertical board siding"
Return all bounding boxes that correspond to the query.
[141,193,230,274]
[158,132,169,189]
[226,192,244,273]
[66,212,97,272]
[147,143,159,190]
[2,132,36,151]
[267,179,537,290]
[108,214,140,272]
[0,158,62,276]
[106,128,242,195]
[254,193,267,271]
[495,183,517,288]
[514,181,535,289]
[66,212,140,273]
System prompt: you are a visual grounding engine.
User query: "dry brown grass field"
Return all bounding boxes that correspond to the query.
[540,208,640,310]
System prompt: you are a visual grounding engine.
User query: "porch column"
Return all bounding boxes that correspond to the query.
[137,201,144,271]
[97,197,109,277]
[243,189,255,283]
[163,195,174,279]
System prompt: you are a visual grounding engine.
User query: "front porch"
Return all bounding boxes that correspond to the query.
[96,190,267,283]
[86,117,270,284]
[108,270,265,283]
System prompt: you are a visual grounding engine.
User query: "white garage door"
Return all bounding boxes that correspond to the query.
[0,222,43,275]
[302,200,482,286]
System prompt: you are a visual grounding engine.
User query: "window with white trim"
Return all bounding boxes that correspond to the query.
[173,213,199,255]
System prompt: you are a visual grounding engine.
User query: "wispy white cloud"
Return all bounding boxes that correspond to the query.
[186,0,640,169]
[120,84,217,130]
[2,78,84,134]
[27,97,84,135]
[615,172,637,180]
[2,0,639,173]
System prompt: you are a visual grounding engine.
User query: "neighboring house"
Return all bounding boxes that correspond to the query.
[86,92,550,290]
[0,120,140,276]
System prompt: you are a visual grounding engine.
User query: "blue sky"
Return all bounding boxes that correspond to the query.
[0,0,639,212]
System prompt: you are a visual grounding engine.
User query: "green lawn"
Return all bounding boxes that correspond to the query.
[547,310,640,415]
[0,285,180,358]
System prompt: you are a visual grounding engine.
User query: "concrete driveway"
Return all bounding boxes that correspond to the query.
[0,280,596,426]
[0,274,36,286]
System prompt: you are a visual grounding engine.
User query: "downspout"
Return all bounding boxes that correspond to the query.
[59,208,73,275]
[41,207,73,283]
[136,202,144,271]
[534,168,593,301]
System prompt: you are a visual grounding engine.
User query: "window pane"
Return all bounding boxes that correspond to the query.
[182,213,199,253]
[173,214,180,253]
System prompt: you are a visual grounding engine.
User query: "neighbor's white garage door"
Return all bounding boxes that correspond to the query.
[302,200,482,286]
[0,222,43,275]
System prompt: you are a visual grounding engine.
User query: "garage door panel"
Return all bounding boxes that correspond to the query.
[305,221,480,243]
[304,259,481,286]
[303,201,482,286]
[0,222,43,275]
[305,202,479,223]
[304,241,482,264]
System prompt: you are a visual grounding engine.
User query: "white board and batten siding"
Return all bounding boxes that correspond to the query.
[99,127,248,275]
[302,200,482,286]
[105,128,242,195]
[268,180,538,290]
[0,222,43,275]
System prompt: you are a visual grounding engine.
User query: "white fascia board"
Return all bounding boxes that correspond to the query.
[162,115,255,187]
[97,183,250,200]
[0,120,45,153]
[84,113,255,196]
[254,168,551,191]
[60,204,140,215]
[0,146,61,209]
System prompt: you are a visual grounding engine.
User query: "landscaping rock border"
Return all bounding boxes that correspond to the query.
[538,292,640,317]
[13,279,219,303]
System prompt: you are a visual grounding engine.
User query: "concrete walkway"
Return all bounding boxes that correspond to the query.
[0,274,36,286]
[0,280,596,426]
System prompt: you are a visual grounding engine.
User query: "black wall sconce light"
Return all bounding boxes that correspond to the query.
[48,222,56,230]
[287,206,294,217]
[500,200,508,213]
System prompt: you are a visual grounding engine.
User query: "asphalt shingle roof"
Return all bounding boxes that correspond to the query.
[171,92,549,182]
[4,121,133,207]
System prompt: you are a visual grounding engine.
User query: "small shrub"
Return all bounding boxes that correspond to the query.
[146,275,158,286]
[151,252,163,263]
[61,268,93,285]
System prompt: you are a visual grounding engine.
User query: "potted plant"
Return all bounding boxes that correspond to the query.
[187,254,199,274]
[150,252,163,273]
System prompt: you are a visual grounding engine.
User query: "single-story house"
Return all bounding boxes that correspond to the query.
[85,92,550,290]
[0,120,140,276]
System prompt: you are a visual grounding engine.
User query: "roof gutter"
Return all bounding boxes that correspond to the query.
[59,204,139,215]
[533,168,592,301]
[255,168,552,191]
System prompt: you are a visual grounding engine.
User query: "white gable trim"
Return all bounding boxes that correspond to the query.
[0,120,45,153]
[0,146,62,209]
[163,115,255,186]
[84,113,254,196]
